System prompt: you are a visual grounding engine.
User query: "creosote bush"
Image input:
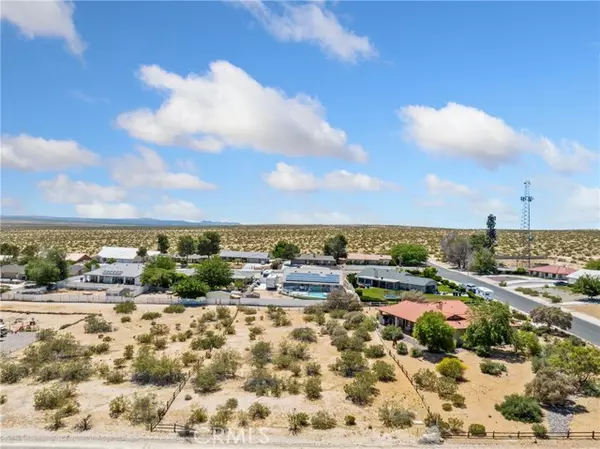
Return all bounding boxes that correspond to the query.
[248,402,271,420]
[121,316,132,323]
[468,423,486,436]
[132,347,184,386]
[372,360,396,382]
[305,361,321,376]
[344,415,356,426]
[414,368,438,391]
[480,359,507,376]
[84,315,113,334]
[33,384,78,411]
[188,406,208,424]
[288,411,310,434]
[364,344,386,359]
[290,327,318,343]
[128,393,159,429]
[141,312,161,320]
[164,304,185,314]
[378,401,415,428]
[495,394,543,423]
[114,301,137,314]
[304,377,322,400]
[396,342,408,355]
[311,410,337,430]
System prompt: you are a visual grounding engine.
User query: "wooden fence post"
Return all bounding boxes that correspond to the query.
[492,431,495,439]
[567,431,570,439]
[592,431,595,440]
[517,431,520,439]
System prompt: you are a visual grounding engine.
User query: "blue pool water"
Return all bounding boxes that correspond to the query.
[303,292,328,299]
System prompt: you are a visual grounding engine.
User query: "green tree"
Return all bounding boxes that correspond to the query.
[177,235,196,257]
[272,240,301,260]
[469,233,491,252]
[196,256,233,290]
[140,256,178,288]
[547,340,600,386]
[173,276,209,299]
[197,231,221,256]
[45,248,69,279]
[137,247,148,259]
[469,248,497,274]
[525,367,576,406]
[323,234,347,263]
[413,311,455,353]
[530,306,572,330]
[486,214,497,249]
[0,243,19,258]
[440,232,472,269]
[19,244,40,264]
[346,273,358,288]
[390,243,428,266]
[572,274,600,299]
[25,258,61,286]
[84,260,100,271]
[463,301,512,353]
[157,234,170,254]
[584,259,600,270]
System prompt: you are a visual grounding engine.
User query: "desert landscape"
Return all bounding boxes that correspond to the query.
[2,225,600,267]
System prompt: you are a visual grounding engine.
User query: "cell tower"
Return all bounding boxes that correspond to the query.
[520,180,534,268]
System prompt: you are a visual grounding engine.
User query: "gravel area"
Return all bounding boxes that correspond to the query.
[545,405,575,433]
[0,332,36,355]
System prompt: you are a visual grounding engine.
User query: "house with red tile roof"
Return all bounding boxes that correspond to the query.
[528,265,576,281]
[377,300,471,338]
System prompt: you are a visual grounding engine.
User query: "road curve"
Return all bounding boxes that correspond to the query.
[430,264,600,346]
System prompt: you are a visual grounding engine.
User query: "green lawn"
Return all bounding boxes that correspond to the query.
[360,286,455,303]
[438,284,454,293]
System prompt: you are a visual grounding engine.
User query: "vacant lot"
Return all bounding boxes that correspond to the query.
[2,225,599,265]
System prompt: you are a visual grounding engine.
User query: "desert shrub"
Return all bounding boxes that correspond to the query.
[499,281,507,287]
[311,410,337,429]
[364,344,386,359]
[37,363,61,382]
[437,377,458,399]
[153,337,168,350]
[132,347,184,386]
[46,411,66,431]
[279,341,310,361]
[128,393,159,429]
[525,368,576,406]
[216,306,231,320]
[33,384,77,410]
[60,360,94,382]
[181,351,199,367]
[290,363,301,377]
[468,423,486,436]
[410,347,424,358]
[89,342,110,354]
[353,325,372,342]
[164,304,185,314]
[372,360,396,382]
[73,414,93,432]
[109,395,130,418]
[0,394,6,405]
[344,371,379,405]
[305,361,321,376]
[121,316,132,323]
[209,409,233,431]
[248,325,264,341]
[273,354,294,370]
[248,402,271,420]
[442,403,453,411]
[243,368,284,396]
[344,415,356,426]
[184,394,192,401]
[106,370,126,384]
[451,393,466,408]
[122,344,134,360]
[37,328,57,341]
[102,336,112,342]
[84,315,113,334]
[495,394,543,423]
[396,342,408,355]
[193,367,220,393]
[290,327,317,343]
[480,359,507,376]
[0,361,29,384]
[114,301,136,314]
[23,333,82,369]
[141,312,161,320]
[378,401,415,428]
[343,311,368,330]
[304,377,322,400]
[245,316,256,325]
[113,358,126,369]
[239,306,258,315]
[414,368,438,391]
[330,351,368,377]
[329,309,348,319]
[210,349,242,380]
[190,331,226,350]
[136,333,153,344]
[288,411,310,434]
[150,323,170,336]
[436,358,466,380]
[381,325,404,341]
[250,341,273,368]
[532,423,548,439]
[286,377,301,394]
[237,411,250,427]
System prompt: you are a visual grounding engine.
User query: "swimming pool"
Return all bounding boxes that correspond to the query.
[284,291,328,300]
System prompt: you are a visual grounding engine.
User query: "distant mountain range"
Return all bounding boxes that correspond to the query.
[0,215,241,227]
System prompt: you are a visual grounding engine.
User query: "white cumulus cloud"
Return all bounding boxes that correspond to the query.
[116,62,367,163]
[0,0,86,56]
[399,102,598,172]
[240,0,377,63]
[264,162,397,192]
[1,134,99,171]
[278,210,358,225]
[151,196,204,222]
[110,146,216,190]
[75,202,139,219]
[424,174,475,198]
[38,174,126,204]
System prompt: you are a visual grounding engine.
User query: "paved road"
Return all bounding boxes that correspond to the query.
[430,264,600,346]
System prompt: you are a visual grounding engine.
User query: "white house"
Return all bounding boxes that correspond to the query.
[567,269,600,285]
[84,263,144,286]
[96,246,160,264]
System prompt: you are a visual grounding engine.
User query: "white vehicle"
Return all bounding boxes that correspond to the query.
[475,286,494,300]
[0,323,7,337]
[266,274,278,290]
[262,269,273,278]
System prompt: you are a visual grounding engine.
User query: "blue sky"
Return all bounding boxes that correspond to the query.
[1,1,598,229]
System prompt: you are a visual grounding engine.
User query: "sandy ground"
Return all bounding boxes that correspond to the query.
[564,304,600,321]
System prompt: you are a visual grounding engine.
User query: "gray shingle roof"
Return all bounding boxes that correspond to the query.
[0,264,26,275]
[86,263,144,278]
[293,254,336,262]
[357,267,436,287]
[220,250,269,259]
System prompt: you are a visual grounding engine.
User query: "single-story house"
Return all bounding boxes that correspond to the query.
[172,254,209,263]
[69,263,87,277]
[282,266,343,293]
[219,250,270,264]
[0,264,26,280]
[84,263,144,286]
[291,254,336,266]
[528,265,576,280]
[344,253,393,266]
[233,269,261,284]
[378,300,471,337]
[357,267,437,293]
[96,247,160,264]
[567,269,600,285]
[66,252,92,263]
